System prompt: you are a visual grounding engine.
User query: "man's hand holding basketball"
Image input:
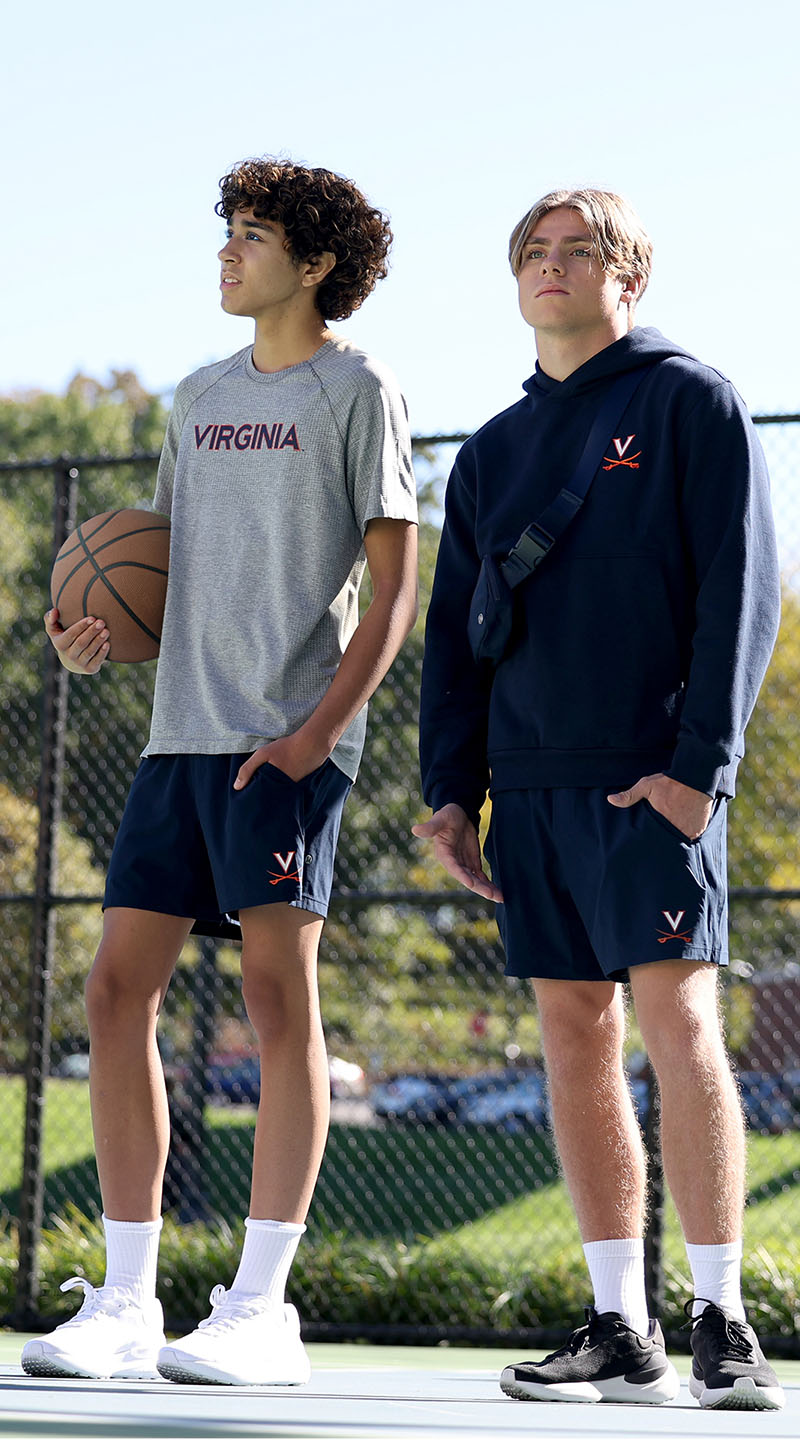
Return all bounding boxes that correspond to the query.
[412,803,503,902]
[44,608,110,674]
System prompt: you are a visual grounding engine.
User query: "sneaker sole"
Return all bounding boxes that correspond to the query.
[21,1354,161,1382]
[501,1363,680,1405]
[157,1355,311,1387]
[22,1354,105,1380]
[689,1374,785,1411]
[21,1340,163,1382]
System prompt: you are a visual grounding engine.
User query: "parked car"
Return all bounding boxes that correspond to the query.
[629,1076,651,1125]
[783,1070,800,1117]
[461,1071,549,1131]
[205,1053,365,1107]
[206,1054,261,1105]
[51,1052,91,1079]
[461,1068,650,1132]
[738,1071,796,1133]
[328,1056,366,1098]
[370,1070,531,1125]
[370,1073,458,1123]
[442,1071,519,1114]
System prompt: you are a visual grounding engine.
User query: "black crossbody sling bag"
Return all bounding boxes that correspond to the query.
[467,365,653,666]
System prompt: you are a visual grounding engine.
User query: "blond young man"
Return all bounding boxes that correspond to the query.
[24,158,418,1387]
[416,189,784,1411]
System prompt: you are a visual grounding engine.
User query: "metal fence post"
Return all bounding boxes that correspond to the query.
[643,1066,666,1320]
[163,935,219,1222]
[14,464,78,1327]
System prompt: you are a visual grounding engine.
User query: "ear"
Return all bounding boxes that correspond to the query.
[301,250,336,291]
[620,272,644,308]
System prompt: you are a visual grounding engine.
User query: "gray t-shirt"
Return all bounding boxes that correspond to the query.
[143,338,417,780]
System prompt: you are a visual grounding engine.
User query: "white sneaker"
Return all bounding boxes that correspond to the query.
[21,1277,166,1379]
[157,1284,311,1386]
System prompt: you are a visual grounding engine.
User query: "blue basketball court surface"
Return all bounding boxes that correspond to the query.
[0,1336,797,1439]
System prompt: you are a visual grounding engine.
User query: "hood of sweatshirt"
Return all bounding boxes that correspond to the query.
[524,326,698,402]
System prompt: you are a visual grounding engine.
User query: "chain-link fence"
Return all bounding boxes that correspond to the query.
[1,421,798,1347]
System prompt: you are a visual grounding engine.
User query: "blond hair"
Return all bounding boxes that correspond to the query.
[509,188,653,298]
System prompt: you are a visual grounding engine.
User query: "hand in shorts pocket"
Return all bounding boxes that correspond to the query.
[233,738,328,790]
[607,772,713,841]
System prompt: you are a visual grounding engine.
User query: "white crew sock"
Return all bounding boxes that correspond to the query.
[102,1215,162,1300]
[686,1240,745,1321]
[583,1237,650,1337]
[229,1218,306,1307]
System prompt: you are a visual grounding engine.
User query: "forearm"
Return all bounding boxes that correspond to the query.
[296,581,418,761]
[419,578,492,828]
[669,386,781,794]
[417,454,492,827]
[234,519,418,789]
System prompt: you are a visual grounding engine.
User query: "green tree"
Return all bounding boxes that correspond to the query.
[0,782,104,1064]
[0,370,168,461]
[725,585,800,1004]
[728,585,800,890]
[0,374,168,866]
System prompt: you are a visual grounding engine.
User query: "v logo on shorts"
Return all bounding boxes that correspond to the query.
[663,910,685,932]
[656,909,693,943]
[266,850,302,885]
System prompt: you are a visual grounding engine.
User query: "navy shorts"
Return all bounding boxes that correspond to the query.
[104,754,352,933]
[485,787,728,982]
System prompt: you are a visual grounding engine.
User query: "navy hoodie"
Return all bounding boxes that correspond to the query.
[419,327,780,830]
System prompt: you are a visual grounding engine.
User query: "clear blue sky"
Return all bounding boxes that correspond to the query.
[3,0,798,433]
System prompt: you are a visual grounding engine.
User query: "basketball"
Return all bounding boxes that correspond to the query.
[50,509,170,662]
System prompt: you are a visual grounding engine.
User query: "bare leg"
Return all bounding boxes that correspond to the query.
[238,904,328,1223]
[533,977,647,1241]
[630,960,745,1244]
[85,908,193,1220]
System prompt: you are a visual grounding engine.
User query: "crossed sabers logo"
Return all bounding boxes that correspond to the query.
[603,434,641,470]
[266,850,302,885]
[656,909,693,944]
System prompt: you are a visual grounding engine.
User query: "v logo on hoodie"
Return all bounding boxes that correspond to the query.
[603,434,642,470]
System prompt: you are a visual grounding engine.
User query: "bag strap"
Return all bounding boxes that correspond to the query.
[500,364,653,589]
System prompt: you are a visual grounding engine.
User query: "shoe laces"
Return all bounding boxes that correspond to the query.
[684,1299,755,1361]
[543,1307,601,1361]
[197,1284,275,1332]
[59,1276,130,1321]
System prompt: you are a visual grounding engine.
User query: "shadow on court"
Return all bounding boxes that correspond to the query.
[0,1343,798,1440]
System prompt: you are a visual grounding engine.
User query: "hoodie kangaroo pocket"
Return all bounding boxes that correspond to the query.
[494,554,688,751]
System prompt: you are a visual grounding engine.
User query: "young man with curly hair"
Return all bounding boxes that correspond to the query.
[26,158,418,1386]
[415,189,784,1412]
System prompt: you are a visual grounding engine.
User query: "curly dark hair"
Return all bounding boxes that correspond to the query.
[216,158,393,321]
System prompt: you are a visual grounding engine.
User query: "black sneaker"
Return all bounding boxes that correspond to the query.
[499,1307,680,1404]
[687,1300,785,1411]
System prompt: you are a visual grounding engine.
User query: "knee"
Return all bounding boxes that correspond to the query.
[241,971,283,1040]
[241,967,315,1045]
[537,983,623,1071]
[638,980,727,1083]
[85,946,159,1033]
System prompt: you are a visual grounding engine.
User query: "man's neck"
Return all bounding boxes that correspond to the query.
[535,321,629,382]
[251,314,334,374]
